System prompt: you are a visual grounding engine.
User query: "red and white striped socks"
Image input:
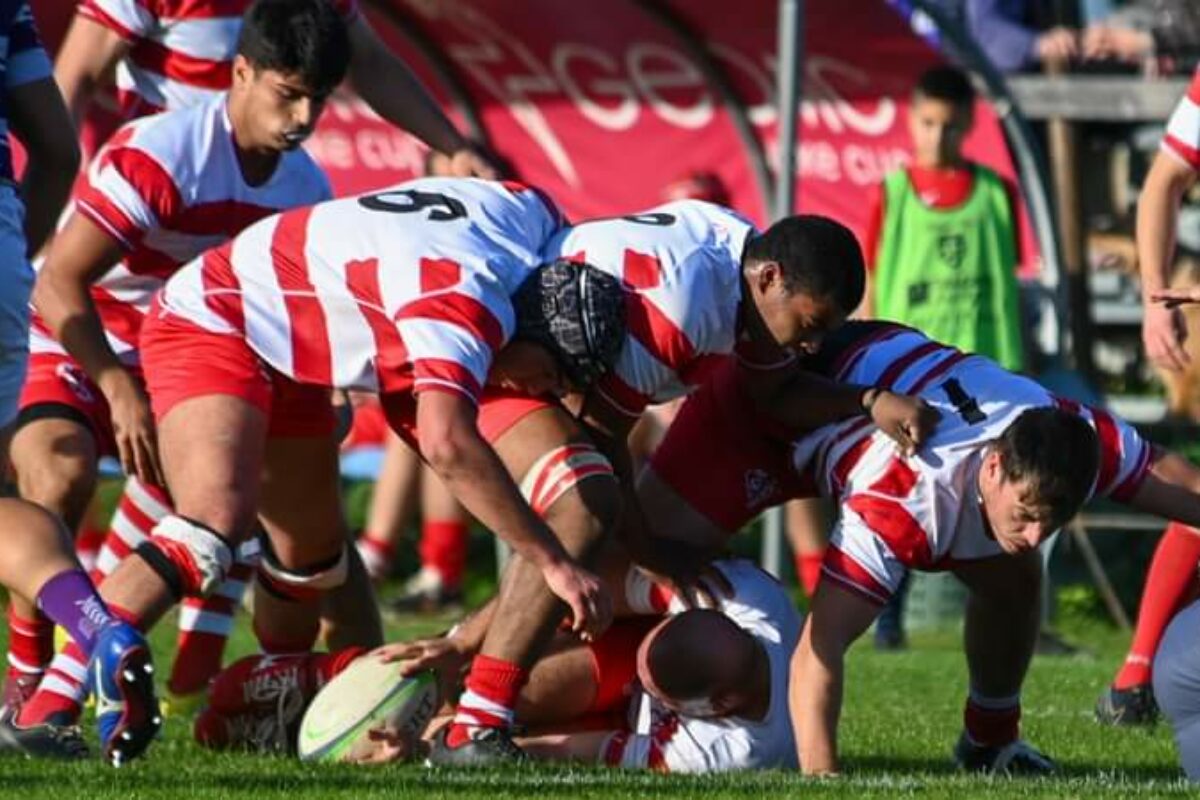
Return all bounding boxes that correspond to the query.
[5,608,53,692]
[446,654,527,747]
[169,539,260,696]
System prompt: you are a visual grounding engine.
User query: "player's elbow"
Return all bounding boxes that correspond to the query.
[418,423,475,480]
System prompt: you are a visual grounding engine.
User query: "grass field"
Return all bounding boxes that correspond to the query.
[0,604,1189,799]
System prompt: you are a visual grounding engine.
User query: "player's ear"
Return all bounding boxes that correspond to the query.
[749,260,781,295]
[231,55,255,88]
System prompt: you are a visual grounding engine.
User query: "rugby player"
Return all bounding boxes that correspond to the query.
[1130,283,1200,774]
[49,0,500,704]
[0,0,153,768]
[543,206,938,595]
[55,0,494,176]
[639,320,1200,775]
[1094,63,1200,726]
[6,0,352,755]
[423,208,943,765]
[197,559,800,773]
[81,177,625,763]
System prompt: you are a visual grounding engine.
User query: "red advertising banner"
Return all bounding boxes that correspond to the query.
[31,0,1037,267]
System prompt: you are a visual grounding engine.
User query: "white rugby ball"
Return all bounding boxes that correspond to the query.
[297,655,438,762]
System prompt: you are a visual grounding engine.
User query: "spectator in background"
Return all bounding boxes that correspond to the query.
[964,0,1080,73]
[864,65,1026,371]
[1082,1,1200,74]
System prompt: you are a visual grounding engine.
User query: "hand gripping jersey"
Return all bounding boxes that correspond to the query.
[29,95,332,365]
[1163,67,1200,172]
[606,560,800,773]
[543,200,758,418]
[79,0,357,118]
[794,323,1153,602]
[158,177,564,399]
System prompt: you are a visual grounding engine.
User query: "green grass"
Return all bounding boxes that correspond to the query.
[0,479,1182,796]
[0,609,1189,798]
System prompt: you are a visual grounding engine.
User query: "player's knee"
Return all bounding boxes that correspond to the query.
[14,447,96,524]
[140,514,236,598]
[256,539,349,603]
[0,498,72,559]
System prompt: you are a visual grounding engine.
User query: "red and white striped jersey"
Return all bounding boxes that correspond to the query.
[794,324,1152,600]
[158,177,565,399]
[79,0,357,118]
[544,200,759,418]
[606,560,800,773]
[31,94,331,364]
[1163,67,1200,171]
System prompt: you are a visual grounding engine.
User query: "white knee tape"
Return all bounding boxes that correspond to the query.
[152,515,234,596]
[259,542,349,592]
[519,443,614,517]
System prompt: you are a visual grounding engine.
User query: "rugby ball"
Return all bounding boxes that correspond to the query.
[297,655,438,762]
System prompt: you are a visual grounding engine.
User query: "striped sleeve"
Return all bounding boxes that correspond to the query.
[79,0,156,41]
[74,145,182,250]
[395,289,506,402]
[1162,70,1200,172]
[1087,405,1152,502]
[6,4,50,88]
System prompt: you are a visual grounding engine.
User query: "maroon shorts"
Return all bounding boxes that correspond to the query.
[648,359,815,532]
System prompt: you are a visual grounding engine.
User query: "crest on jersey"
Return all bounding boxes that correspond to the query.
[744,468,779,510]
[937,233,967,269]
[55,362,96,404]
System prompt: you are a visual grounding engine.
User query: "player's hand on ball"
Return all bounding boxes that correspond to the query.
[374,638,465,699]
[869,390,940,455]
[542,559,613,641]
[344,723,427,765]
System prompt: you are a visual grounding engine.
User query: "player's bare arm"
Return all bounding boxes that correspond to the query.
[33,213,162,485]
[7,76,79,256]
[51,14,131,131]
[345,18,497,178]
[789,580,880,775]
[1124,448,1200,529]
[576,390,730,607]
[417,389,612,638]
[1138,151,1197,372]
[744,361,940,455]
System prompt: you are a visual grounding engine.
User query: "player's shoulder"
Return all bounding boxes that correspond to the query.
[114,98,221,165]
[275,147,332,198]
[713,559,800,639]
[1186,65,1200,105]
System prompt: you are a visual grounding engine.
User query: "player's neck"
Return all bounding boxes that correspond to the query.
[735,275,774,352]
[226,103,283,187]
[232,141,282,187]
